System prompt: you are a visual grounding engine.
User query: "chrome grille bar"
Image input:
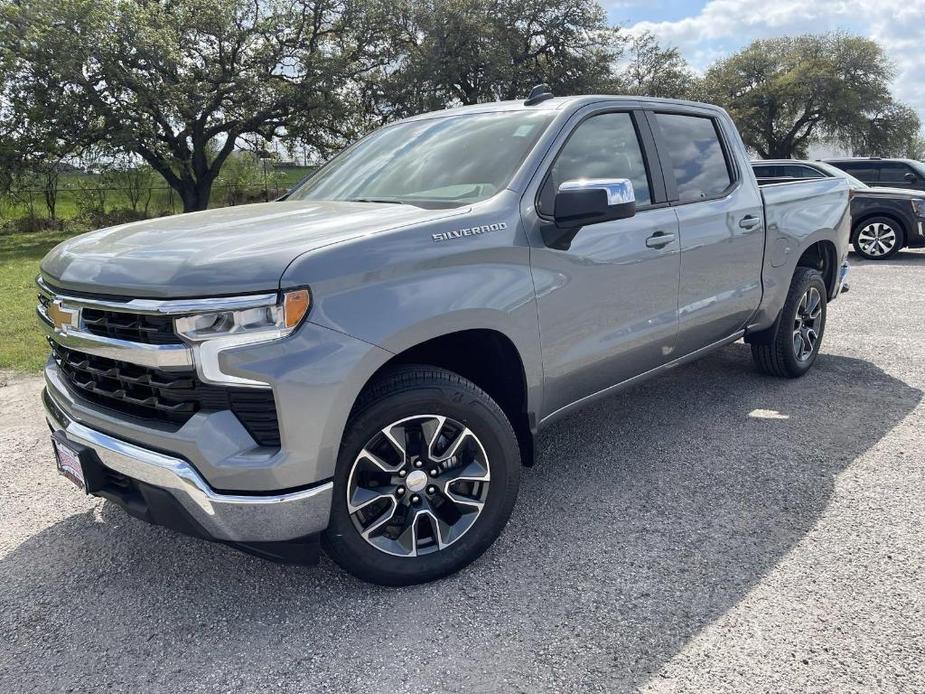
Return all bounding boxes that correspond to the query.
[37,276,278,316]
[38,313,194,369]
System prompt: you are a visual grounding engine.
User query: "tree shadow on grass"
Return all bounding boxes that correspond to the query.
[1,345,920,693]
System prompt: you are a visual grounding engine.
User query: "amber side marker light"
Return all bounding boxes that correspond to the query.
[283,288,311,329]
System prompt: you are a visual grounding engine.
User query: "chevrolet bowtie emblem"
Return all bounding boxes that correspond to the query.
[47,300,78,332]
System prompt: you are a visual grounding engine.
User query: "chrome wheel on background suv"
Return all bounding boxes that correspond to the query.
[854,217,904,259]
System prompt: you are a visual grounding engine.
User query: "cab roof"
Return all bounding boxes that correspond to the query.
[397,95,728,124]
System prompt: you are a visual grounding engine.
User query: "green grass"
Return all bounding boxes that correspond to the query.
[0,166,316,374]
[0,230,80,372]
[1,166,315,222]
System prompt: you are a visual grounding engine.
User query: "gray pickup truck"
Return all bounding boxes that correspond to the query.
[39,92,850,585]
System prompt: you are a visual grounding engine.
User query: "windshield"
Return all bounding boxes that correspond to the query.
[288,111,556,208]
[813,161,869,189]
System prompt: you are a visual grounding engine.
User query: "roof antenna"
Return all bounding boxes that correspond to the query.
[524,84,553,106]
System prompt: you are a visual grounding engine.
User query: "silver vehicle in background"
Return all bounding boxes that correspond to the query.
[39,89,850,585]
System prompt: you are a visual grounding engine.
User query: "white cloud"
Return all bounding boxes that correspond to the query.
[624,0,925,122]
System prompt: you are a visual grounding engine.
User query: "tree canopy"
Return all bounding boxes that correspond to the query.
[701,33,919,159]
[367,0,622,120]
[621,31,696,100]
[1,2,921,213]
[1,0,400,211]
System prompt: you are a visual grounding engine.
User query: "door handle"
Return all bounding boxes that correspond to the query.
[739,215,761,230]
[646,231,676,249]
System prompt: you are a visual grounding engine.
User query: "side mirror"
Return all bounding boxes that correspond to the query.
[554,178,636,230]
[904,172,917,183]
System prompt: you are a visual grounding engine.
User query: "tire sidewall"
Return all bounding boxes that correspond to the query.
[853,216,904,260]
[779,269,827,376]
[324,372,520,585]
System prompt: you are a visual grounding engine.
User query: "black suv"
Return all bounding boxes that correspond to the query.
[752,159,925,260]
[825,158,925,193]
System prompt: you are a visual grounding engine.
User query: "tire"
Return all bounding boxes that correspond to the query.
[751,267,827,378]
[323,365,521,586]
[852,216,905,260]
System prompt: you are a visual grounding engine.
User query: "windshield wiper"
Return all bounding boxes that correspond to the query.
[344,197,407,205]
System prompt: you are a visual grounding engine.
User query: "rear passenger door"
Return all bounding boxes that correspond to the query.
[649,110,764,356]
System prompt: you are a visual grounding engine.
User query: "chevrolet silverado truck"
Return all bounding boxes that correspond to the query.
[39,91,851,586]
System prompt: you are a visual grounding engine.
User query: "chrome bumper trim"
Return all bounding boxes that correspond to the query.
[44,388,332,542]
[38,276,279,316]
[38,311,194,369]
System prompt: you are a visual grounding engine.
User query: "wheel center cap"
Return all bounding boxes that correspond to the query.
[406,469,428,492]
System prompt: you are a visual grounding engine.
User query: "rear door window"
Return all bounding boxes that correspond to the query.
[654,113,733,201]
[835,162,879,183]
[538,112,652,215]
[878,162,917,186]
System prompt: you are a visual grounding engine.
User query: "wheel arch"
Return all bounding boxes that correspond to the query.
[352,328,537,467]
[796,239,839,299]
[747,238,837,347]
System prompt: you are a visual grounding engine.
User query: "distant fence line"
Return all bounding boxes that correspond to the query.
[5,182,289,198]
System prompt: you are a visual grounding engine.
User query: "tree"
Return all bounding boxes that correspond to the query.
[621,31,697,99]
[0,25,86,218]
[369,0,623,120]
[842,102,923,158]
[702,34,898,159]
[108,159,156,215]
[1,0,399,212]
[216,149,285,205]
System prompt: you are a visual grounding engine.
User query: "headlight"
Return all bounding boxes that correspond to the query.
[911,199,925,218]
[175,288,311,387]
[175,288,311,342]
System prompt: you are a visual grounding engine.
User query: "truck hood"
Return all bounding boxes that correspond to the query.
[41,200,462,298]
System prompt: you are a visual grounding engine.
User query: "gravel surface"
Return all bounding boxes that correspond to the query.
[2,253,924,693]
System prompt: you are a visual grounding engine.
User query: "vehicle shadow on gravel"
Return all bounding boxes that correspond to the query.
[2,345,921,693]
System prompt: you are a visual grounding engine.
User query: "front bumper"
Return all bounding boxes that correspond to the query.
[43,386,333,544]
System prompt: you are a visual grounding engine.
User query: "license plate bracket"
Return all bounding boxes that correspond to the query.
[51,431,104,494]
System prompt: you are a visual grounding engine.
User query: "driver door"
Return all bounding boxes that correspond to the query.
[525,109,681,420]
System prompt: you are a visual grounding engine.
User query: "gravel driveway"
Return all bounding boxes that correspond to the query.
[2,253,924,693]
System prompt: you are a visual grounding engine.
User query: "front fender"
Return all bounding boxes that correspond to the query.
[281,193,543,421]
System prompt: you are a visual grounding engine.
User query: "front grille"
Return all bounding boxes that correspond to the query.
[81,308,182,345]
[50,341,280,447]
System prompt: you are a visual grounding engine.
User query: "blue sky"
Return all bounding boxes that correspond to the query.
[606,0,925,123]
[610,0,711,26]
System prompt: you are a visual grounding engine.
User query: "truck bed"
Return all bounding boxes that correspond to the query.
[750,175,850,330]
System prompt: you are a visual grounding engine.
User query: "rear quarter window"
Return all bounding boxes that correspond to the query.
[782,165,824,178]
[834,162,879,182]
